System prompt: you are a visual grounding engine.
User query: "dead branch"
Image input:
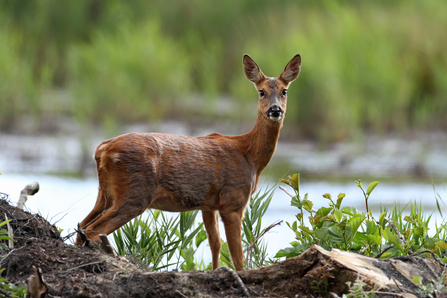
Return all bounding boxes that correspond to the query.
[17,181,40,210]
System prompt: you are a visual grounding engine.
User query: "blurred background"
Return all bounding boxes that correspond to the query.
[0,0,446,242]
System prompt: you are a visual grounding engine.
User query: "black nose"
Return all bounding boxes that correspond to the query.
[266,106,283,119]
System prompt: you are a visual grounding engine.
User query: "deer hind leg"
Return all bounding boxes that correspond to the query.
[220,209,245,271]
[80,191,150,243]
[75,169,116,245]
[202,210,221,270]
[78,188,113,228]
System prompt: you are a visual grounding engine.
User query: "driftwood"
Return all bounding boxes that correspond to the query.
[0,198,445,297]
[16,181,40,210]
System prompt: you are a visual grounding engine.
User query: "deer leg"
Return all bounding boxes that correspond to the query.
[80,195,149,243]
[76,189,114,245]
[220,209,244,271]
[202,210,221,270]
[79,189,114,228]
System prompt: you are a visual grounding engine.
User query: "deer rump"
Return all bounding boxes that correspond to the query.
[95,132,256,218]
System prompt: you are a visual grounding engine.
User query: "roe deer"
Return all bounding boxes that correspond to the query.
[76,54,301,271]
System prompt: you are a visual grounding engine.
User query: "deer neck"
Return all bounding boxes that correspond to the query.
[243,110,283,174]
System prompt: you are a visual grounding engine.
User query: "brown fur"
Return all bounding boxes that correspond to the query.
[76,54,301,271]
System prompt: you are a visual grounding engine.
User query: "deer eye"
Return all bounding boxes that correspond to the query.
[259,90,265,97]
[282,89,287,96]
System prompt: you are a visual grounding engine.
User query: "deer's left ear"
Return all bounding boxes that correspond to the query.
[280,54,301,84]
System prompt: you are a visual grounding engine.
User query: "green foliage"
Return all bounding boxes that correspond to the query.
[113,210,205,270]
[112,183,277,271]
[276,173,447,261]
[0,270,27,298]
[242,183,277,269]
[0,219,14,250]
[344,274,381,298]
[413,273,447,298]
[1,1,447,138]
[0,221,26,297]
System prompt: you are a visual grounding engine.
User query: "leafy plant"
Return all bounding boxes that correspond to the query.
[344,274,381,298]
[276,174,371,258]
[0,220,26,297]
[242,183,279,269]
[277,173,447,262]
[113,210,205,270]
[0,219,14,250]
[413,272,447,298]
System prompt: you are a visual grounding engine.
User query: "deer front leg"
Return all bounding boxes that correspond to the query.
[202,210,221,270]
[220,209,244,271]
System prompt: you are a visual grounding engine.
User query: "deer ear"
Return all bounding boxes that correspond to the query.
[280,54,301,84]
[243,54,265,84]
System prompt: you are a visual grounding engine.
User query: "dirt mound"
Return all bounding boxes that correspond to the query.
[0,198,444,297]
[0,199,267,297]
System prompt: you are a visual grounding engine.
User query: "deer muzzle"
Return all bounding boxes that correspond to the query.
[266,106,283,121]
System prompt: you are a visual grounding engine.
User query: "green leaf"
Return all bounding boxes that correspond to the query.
[346,215,366,242]
[323,193,332,200]
[436,242,447,250]
[281,179,290,186]
[219,241,234,269]
[341,206,361,216]
[366,181,380,196]
[316,207,332,218]
[328,226,346,244]
[379,211,386,228]
[292,221,298,232]
[334,209,343,223]
[352,232,369,244]
[335,193,345,209]
[412,276,421,285]
[355,179,362,189]
[195,226,208,248]
[365,220,380,235]
[404,216,414,224]
[366,234,382,246]
[314,227,330,242]
[290,173,300,191]
[302,198,313,212]
[275,246,297,258]
[298,225,313,235]
[291,195,302,209]
[413,226,425,237]
[388,235,403,250]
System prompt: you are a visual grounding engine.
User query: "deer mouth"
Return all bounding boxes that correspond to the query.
[266,106,283,121]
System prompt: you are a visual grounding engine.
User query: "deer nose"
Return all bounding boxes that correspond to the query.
[266,106,283,120]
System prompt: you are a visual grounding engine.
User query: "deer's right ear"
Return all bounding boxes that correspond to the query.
[243,54,265,84]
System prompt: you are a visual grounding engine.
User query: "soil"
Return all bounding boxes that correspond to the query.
[0,198,444,298]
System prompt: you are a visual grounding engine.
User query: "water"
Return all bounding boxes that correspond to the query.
[1,172,445,266]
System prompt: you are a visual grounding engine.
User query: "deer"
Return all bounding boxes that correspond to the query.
[75,54,301,271]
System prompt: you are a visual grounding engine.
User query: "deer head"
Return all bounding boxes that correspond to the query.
[243,54,301,122]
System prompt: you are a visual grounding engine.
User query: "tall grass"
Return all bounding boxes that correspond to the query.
[1,0,446,140]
